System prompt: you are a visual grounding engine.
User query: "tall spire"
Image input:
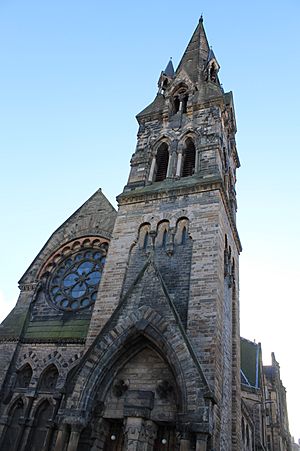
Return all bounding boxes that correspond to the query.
[176,17,210,83]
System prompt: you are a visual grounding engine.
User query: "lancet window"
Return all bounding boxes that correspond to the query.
[38,364,59,392]
[182,138,196,177]
[15,364,32,389]
[155,143,169,182]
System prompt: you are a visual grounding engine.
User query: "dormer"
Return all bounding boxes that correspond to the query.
[158,59,175,94]
[205,48,221,85]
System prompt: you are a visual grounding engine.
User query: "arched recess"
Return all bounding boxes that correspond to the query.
[15,363,32,389]
[171,84,189,115]
[1,397,25,450]
[175,217,190,245]
[154,143,169,182]
[26,399,54,451]
[62,307,213,448]
[156,220,170,248]
[94,334,184,415]
[67,312,190,417]
[182,138,196,177]
[38,364,59,392]
[74,333,184,450]
[138,222,151,250]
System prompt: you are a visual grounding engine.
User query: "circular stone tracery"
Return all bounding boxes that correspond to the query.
[47,249,106,311]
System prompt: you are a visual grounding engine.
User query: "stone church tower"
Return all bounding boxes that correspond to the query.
[0,19,241,451]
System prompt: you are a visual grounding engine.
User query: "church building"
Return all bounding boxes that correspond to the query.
[0,19,291,451]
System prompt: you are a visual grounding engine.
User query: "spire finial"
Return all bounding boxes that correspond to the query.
[200,14,203,23]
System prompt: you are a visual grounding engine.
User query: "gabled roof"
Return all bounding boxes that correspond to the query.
[19,189,117,285]
[136,93,165,118]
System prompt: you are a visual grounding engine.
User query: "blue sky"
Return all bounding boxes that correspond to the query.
[0,0,299,439]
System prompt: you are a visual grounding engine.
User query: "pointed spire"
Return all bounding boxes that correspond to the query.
[164,58,175,77]
[207,46,216,62]
[176,18,210,83]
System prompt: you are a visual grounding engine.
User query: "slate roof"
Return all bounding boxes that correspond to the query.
[176,18,210,83]
[136,93,166,118]
[164,59,175,77]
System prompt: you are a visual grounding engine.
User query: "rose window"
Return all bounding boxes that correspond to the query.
[47,249,106,311]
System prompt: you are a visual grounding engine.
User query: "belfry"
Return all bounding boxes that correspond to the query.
[1,18,290,451]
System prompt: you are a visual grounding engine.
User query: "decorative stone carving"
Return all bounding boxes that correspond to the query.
[112,379,129,398]
[156,380,173,400]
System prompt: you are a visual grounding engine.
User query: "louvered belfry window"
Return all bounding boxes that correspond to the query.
[155,143,169,182]
[182,138,196,177]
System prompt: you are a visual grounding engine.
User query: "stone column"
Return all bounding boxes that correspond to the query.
[66,424,83,451]
[176,151,183,176]
[167,140,178,178]
[141,420,157,451]
[148,157,156,182]
[196,433,208,451]
[16,393,38,451]
[180,438,191,451]
[124,417,143,451]
[178,428,191,451]
[54,423,69,451]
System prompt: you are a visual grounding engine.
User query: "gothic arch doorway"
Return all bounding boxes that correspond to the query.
[80,336,183,450]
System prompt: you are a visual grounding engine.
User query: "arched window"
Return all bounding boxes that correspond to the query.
[138,222,150,250]
[28,400,53,451]
[162,229,168,248]
[172,86,188,115]
[157,220,169,248]
[209,63,218,82]
[16,364,32,389]
[155,143,169,182]
[181,226,188,245]
[182,138,196,177]
[38,364,59,392]
[2,399,24,450]
[143,231,149,250]
[175,217,189,245]
[182,95,188,113]
[173,96,180,114]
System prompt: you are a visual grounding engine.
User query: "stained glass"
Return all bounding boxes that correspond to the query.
[47,248,106,311]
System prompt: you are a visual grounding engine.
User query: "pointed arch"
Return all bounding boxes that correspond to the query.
[80,326,185,415]
[97,336,180,424]
[1,397,25,450]
[138,222,151,250]
[175,217,190,245]
[63,306,212,424]
[15,363,32,389]
[27,399,54,451]
[170,83,189,115]
[38,364,59,392]
[65,308,194,413]
[156,220,170,248]
[162,229,168,248]
[155,143,169,182]
[182,137,196,177]
[181,226,188,244]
